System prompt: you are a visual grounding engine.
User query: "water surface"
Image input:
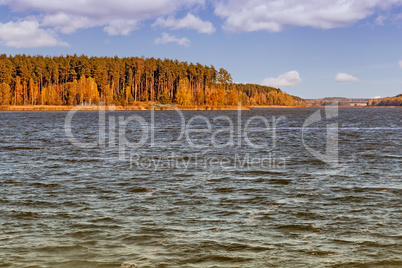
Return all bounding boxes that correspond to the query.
[0,108,401,267]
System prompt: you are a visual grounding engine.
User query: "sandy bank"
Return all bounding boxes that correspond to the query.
[0,104,310,111]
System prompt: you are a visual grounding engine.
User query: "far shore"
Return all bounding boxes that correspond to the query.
[0,104,249,111]
[0,104,306,111]
[250,105,306,109]
[1,104,398,111]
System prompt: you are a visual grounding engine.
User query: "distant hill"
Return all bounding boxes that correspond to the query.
[305,97,369,107]
[368,94,402,106]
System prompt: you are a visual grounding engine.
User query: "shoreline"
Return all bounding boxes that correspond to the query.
[250,105,306,109]
[0,105,251,111]
[0,104,299,111]
[0,105,399,111]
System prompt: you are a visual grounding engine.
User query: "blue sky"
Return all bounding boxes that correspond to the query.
[0,0,402,99]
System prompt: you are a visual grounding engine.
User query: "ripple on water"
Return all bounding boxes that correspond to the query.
[0,108,401,267]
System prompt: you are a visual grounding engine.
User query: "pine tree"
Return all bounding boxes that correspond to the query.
[14,76,23,105]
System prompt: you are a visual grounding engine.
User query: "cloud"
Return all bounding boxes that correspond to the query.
[1,0,400,49]
[399,60,402,68]
[41,12,139,35]
[103,20,139,35]
[155,32,190,47]
[214,0,402,32]
[153,13,215,34]
[1,0,205,17]
[335,73,360,83]
[0,0,205,36]
[0,19,68,48]
[375,15,386,25]
[41,12,99,34]
[262,71,302,88]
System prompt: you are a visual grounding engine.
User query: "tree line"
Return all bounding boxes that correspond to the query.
[0,54,304,106]
[368,94,402,106]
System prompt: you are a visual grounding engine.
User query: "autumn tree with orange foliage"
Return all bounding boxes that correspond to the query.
[175,78,193,105]
[14,76,23,105]
[0,83,11,105]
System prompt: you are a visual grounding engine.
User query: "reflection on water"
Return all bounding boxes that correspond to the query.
[0,108,401,267]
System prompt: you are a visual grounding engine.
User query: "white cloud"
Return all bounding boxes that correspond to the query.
[214,0,402,32]
[155,32,190,47]
[399,60,402,68]
[153,13,215,34]
[375,15,386,25]
[0,19,68,48]
[103,20,139,35]
[262,71,302,88]
[42,13,139,35]
[1,0,205,17]
[2,0,400,48]
[335,73,361,83]
[41,12,98,34]
[0,0,205,36]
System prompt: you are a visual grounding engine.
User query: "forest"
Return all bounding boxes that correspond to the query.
[0,54,304,107]
[368,94,402,106]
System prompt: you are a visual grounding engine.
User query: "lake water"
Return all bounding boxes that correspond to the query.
[0,107,401,267]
